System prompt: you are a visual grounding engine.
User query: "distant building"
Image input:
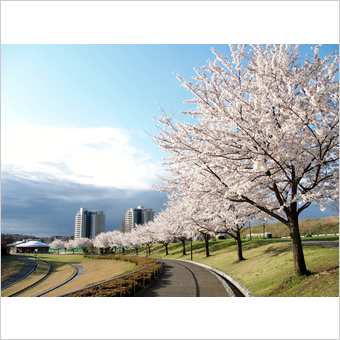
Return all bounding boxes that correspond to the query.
[125,205,154,232]
[74,208,105,239]
[12,240,50,254]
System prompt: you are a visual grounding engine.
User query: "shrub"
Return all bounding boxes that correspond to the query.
[65,255,161,297]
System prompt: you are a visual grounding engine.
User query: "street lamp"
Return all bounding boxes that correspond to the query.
[34,249,38,271]
[190,238,193,261]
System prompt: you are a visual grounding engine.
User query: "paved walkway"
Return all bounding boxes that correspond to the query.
[281,239,339,249]
[141,259,231,297]
[301,240,339,249]
[1,255,36,290]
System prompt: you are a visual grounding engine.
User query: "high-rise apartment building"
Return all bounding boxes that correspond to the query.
[74,208,105,239]
[125,205,154,232]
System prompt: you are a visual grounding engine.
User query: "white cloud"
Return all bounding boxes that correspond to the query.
[1,123,161,189]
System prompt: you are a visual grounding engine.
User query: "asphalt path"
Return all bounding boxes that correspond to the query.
[1,255,37,291]
[141,259,231,297]
[281,239,339,249]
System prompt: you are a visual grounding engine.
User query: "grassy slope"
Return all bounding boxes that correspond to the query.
[2,254,136,297]
[1,256,25,282]
[241,215,339,238]
[18,261,75,297]
[2,258,50,297]
[39,254,136,296]
[124,236,339,297]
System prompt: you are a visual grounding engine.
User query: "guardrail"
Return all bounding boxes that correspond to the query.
[58,257,162,297]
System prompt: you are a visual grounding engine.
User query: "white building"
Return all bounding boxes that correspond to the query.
[125,205,154,232]
[74,208,105,239]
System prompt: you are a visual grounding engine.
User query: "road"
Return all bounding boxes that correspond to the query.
[141,259,233,297]
[280,239,339,249]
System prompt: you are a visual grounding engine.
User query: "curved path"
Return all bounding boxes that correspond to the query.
[34,262,84,297]
[1,256,37,291]
[141,259,232,297]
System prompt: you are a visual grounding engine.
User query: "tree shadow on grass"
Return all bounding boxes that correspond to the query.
[262,245,292,257]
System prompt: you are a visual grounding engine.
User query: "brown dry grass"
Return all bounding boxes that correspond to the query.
[44,259,136,296]
[1,259,50,297]
[1,256,25,282]
[17,261,74,297]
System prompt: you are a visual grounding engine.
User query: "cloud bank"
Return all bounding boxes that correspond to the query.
[1,123,168,236]
[2,123,161,189]
[1,173,168,236]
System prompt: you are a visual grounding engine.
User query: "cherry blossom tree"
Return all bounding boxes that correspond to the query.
[126,228,142,255]
[153,44,339,276]
[135,222,159,256]
[106,230,123,254]
[65,239,77,254]
[93,233,111,253]
[75,237,93,254]
[49,239,65,254]
[152,209,177,255]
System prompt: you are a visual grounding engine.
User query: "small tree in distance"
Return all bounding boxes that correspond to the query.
[49,239,65,254]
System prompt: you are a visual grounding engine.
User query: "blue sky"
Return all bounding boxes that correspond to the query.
[1,43,338,236]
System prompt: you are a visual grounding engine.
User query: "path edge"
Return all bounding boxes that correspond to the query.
[170,258,254,297]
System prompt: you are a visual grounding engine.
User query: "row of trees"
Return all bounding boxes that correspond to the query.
[47,199,267,262]
[49,237,92,254]
[150,44,339,277]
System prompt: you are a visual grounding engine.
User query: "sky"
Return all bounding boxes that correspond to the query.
[1,43,339,236]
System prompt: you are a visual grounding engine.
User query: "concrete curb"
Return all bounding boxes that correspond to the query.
[170,259,254,297]
[210,270,236,297]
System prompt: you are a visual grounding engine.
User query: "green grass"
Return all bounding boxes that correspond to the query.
[124,237,339,297]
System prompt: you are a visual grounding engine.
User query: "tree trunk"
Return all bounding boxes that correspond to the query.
[204,235,210,257]
[148,245,151,255]
[288,216,308,276]
[181,239,186,255]
[165,243,169,256]
[122,247,125,255]
[135,247,138,255]
[236,230,244,261]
